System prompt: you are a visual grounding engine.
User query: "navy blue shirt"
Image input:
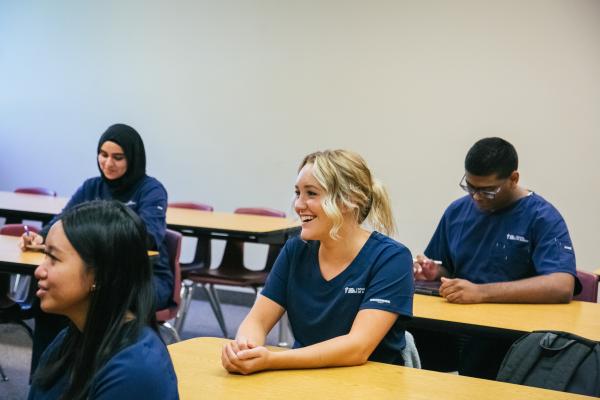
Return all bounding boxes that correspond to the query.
[262,232,413,365]
[425,193,576,283]
[28,327,179,400]
[44,176,172,309]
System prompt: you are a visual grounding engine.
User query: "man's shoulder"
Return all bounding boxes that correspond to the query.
[519,192,564,220]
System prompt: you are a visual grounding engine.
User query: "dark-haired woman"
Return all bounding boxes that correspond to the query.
[21,123,172,371]
[28,200,178,399]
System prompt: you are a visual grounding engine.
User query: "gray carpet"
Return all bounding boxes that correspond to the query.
[0,297,285,399]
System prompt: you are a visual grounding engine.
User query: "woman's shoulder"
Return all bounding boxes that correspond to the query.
[107,327,170,366]
[137,175,168,195]
[368,232,411,256]
[363,232,413,272]
[91,327,178,398]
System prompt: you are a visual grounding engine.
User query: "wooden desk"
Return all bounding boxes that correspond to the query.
[412,294,600,341]
[168,337,592,400]
[0,191,300,243]
[166,208,299,243]
[0,235,159,275]
[0,234,42,274]
[0,191,67,224]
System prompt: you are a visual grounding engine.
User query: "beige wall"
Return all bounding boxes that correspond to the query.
[1,0,599,271]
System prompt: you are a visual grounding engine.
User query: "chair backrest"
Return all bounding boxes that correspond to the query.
[156,229,182,321]
[0,224,41,237]
[14,187,57,197]
[169,202,214,211]
[573,270,599,303]
[218,207,286,272]
[234,207,286,218]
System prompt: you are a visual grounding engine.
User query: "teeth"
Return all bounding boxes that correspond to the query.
[301,216,315,222]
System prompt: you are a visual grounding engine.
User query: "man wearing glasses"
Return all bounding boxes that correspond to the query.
[412,137,578,379]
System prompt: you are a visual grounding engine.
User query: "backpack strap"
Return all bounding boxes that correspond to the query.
[543,334,593,391]
[496,332,545,383]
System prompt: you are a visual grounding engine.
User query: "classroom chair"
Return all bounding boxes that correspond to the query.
[573,270,599,303]
[156,229,183,344]
[403,331,421,368]
[175,207,286,337]
[14,187,57,197]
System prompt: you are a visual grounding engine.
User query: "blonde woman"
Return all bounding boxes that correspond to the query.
[221,150,413,374]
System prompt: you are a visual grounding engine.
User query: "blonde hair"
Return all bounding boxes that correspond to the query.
[299,149,396,239]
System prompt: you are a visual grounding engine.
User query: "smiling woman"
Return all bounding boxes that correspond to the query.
[28,200,178,400]
[221,149,414,374]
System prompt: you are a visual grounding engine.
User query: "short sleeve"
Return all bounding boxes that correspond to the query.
[424,211,454,275]
[531,205,576,276]
[360,246,413,318]
[135,181,168,249]
[260,240,293,309]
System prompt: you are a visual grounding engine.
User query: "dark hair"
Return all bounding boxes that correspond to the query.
[465,137,518,179]
[33,200,157,400]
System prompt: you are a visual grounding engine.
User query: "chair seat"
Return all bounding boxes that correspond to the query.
[156,307,178,322]
[186,270,268,287]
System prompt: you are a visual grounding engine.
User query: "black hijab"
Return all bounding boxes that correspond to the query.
[97,124,147,202]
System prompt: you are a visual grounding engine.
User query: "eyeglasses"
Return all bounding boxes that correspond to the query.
[459,175,505,200]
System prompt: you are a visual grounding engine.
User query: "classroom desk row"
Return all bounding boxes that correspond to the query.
[0,190,300,244]
[168,337,594,400]
[3,234,599,342]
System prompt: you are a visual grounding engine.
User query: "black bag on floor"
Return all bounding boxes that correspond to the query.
[496,330,600,397]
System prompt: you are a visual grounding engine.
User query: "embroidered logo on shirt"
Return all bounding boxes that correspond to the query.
[369,298,390,304]
[506,233,529,243]
[344,287,365,294]
[125,200,137,207]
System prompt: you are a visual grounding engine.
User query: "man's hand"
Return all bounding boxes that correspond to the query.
[440,277,485,304]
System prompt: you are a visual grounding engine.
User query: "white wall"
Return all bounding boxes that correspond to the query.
[1,1,599,271]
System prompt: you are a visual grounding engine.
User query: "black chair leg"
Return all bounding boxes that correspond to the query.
[0,362,8,381]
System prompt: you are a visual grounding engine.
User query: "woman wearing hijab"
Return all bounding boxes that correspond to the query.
[21,123,173,373]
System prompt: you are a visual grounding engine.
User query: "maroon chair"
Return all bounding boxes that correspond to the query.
[169,202,214,212]
[155,229,182,343]
[0,224,41,237]
[14,187,57,197]
[175,207,286,337]
[573,270,598,303]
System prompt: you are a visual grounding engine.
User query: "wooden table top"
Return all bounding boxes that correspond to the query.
[414,294,600,341]
[166,208,299,235]
[0,191,299,236]
[0,234,43,267]
[0,235,158,274]
[168,337,593,400]
[0,191,67,215]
